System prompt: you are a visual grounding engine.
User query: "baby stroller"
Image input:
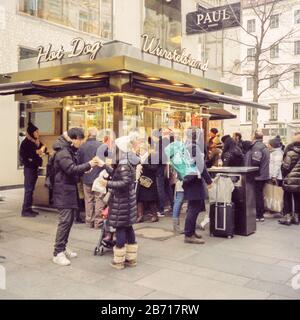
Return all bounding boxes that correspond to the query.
[94,207,116,256]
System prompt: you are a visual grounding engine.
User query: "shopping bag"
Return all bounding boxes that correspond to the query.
[263,183,283,213]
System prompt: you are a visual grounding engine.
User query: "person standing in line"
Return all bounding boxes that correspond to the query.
[52,128,99,266]
[268,138,284,186]
[279,132,300,225]
[19,122,46,217]
[232,132,244,153]
[98,135,138,270]
[183,127,213,244]
[78,127,105,229]
[245,131,270,222]
[221,135,244,167]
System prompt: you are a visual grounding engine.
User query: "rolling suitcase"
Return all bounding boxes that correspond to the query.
[209,202,235,239]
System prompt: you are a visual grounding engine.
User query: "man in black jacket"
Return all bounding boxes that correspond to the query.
[52,128,98,266]
[245,131,270,222]
[19,122,45,217]
[78,127,104,228]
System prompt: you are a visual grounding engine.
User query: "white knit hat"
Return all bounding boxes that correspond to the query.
[115,136,131,153]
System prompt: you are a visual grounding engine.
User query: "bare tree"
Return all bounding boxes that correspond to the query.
[224,0,300,135]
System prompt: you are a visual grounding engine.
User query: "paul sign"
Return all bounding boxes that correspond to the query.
[186,2,240,34]
[36,38,103,64]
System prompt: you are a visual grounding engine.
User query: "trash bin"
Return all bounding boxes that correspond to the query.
[208,167,259,236]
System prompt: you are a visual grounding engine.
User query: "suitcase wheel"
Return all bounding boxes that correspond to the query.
[227,235,233,239]
[210,233,214,237]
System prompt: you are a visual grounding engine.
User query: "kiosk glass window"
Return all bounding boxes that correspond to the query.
[19,0,113,39]
[143,0,182,51]
[65,95,113,134]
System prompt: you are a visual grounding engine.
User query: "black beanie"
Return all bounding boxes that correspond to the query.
[27,122,38,137]
[269,138,281,149]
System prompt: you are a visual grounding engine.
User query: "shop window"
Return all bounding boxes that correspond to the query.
[19,47,38,60]
[247,48,255,61]
[246,77,253,91]
[295,40,300,55]
[293,103,300,120]
[295,9,300,24]
[246,107,252,122]
[143,0,182,51]
[247,19,255,33]
[269,103,278,121]
[18,0,113,39]
[270,75,279,88]
[294,71,300,87]
[270,44,279,58]
[270,14,279,29]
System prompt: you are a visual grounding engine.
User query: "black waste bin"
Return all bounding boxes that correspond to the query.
[208,167,259,236]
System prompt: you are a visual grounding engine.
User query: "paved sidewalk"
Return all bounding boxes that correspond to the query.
[0,188,300,299]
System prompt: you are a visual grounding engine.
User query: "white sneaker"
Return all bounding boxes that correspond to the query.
[65,248,78,259]
[53,252,71,266]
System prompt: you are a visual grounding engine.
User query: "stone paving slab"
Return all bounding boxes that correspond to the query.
[135,269,270,299]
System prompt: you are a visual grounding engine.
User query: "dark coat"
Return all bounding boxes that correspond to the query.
[52,136,91,209]
[221,138,244,167]
[137,155,159,202]
[107,159,137,228]
[282,142,300,193]
[183,166,212,201]
[245,140,270,181]
[78,138,102,185]
[19,138,43,168]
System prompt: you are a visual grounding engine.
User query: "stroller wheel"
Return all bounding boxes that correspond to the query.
[94,247,99,256]
[99,246,105,256]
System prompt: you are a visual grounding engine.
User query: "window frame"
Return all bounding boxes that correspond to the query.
[294,71,300,87]
[295,9,300,24]
[246,77,253,91]
[270,44,279,58]
[270,75,279,89]
[247,19,256,33]
[269,103,278,121]
[247,48,255,61]
[270,14,279,29]
[295,40,300,55]
[293,103,300,120]
[246,106,252,122]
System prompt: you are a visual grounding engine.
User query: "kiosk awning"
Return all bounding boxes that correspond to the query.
[132,80,270,110]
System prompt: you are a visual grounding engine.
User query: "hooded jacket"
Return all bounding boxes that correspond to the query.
[282,141,300,193]
[52,135,91,209]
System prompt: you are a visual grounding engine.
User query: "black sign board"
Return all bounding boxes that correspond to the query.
[186,2,241,35]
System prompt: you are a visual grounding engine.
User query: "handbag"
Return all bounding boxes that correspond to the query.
[263,182,283,213]
[139,175,153,188]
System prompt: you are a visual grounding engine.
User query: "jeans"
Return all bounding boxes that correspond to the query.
[22,167,38,214]
[184,200,206,237]
[255,180,267,219]
[54,209,75,256]
[172,192,184,219]
[115,226,136,248]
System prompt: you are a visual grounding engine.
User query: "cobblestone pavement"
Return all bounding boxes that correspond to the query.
[0,188,300,299]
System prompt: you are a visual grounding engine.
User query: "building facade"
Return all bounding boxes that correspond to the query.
[0,0,227,187]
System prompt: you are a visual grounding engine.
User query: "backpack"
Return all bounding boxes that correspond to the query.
[45,153,57,190]
[164,141,203,181]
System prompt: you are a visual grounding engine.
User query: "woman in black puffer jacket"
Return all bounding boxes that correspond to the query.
[99,135,138,269]
[279,133,300,225]
[221,135,244,167]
